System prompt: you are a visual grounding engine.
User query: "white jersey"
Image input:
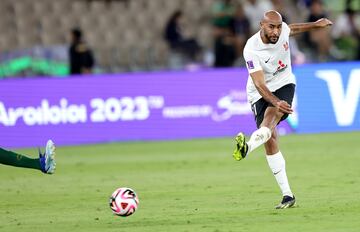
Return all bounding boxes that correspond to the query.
[243,22,296,105]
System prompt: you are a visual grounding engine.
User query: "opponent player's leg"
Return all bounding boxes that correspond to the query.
[39,140,56,174]
[264,129,295,209]
[0,147,41,170]
[0,140,56,174]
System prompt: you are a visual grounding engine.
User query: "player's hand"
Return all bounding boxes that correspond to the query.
[276,100,293,114]
[315,18,333,28]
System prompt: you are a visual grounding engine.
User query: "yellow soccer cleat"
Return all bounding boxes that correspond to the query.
[232,132,248,161]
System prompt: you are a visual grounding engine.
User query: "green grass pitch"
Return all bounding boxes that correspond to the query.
[1,132,360,232]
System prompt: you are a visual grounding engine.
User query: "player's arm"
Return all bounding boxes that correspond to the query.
[289,18,333,36]
[250,70,293,114]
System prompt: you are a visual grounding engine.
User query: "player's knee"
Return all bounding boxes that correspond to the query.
[271,130,278,139]
[259,126,271,141]
[276,111,285,120]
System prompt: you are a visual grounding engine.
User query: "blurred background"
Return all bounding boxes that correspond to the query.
[0,0,359,78]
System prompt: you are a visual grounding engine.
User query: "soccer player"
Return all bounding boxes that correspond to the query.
[233,11,332,209]
[0,140,56,174]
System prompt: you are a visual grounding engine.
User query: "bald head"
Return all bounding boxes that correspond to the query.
[260,10,283,44]
[262,10,282,24]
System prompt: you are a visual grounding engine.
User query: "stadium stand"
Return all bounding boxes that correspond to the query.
[0,0,359,77]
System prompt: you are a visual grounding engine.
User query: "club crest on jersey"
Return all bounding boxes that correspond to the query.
[283,42,289,51]
[246,60,255,69]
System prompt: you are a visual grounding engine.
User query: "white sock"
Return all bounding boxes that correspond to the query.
[266,151,293,197]
[247,127,271,153]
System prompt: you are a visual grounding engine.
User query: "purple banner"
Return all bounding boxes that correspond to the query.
[0,69,292,148]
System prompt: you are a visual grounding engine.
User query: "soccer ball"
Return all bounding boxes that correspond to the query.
[109,187,139,217]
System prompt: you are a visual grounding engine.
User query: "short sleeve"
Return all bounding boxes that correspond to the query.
[243,49,262,73]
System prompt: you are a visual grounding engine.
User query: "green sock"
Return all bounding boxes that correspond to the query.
[0,147,41,171]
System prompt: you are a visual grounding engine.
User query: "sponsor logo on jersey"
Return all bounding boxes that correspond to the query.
[273,60,288,76]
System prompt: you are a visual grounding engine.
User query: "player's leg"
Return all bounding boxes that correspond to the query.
[233,103,279,161]
[0,147,41,170]
[264,129,295,209]
[0,140,56,174]
[233,98,269,160]
[263,85,296,208]
[245,106,283,156]
[233,84,295,160]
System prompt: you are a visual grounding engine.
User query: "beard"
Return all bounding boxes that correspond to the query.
[265,33,279,44]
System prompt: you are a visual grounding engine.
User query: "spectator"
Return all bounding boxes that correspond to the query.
[271,0,290,23]
[307,0,327,23]
[229,4,251,61]
[211,0,237,67]
[164,10,201,64]
[69,28,95,75]
[243,0,273,34]
[332,7,360,60]
[303,0,332,62]
[214,29,237,67]
[212,0,236,31]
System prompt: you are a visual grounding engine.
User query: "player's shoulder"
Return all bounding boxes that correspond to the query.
[281,21,290,36]
[282,21,289,27]
[244,31,260,54]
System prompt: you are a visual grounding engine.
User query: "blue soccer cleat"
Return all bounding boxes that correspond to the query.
[39,140,56,174]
